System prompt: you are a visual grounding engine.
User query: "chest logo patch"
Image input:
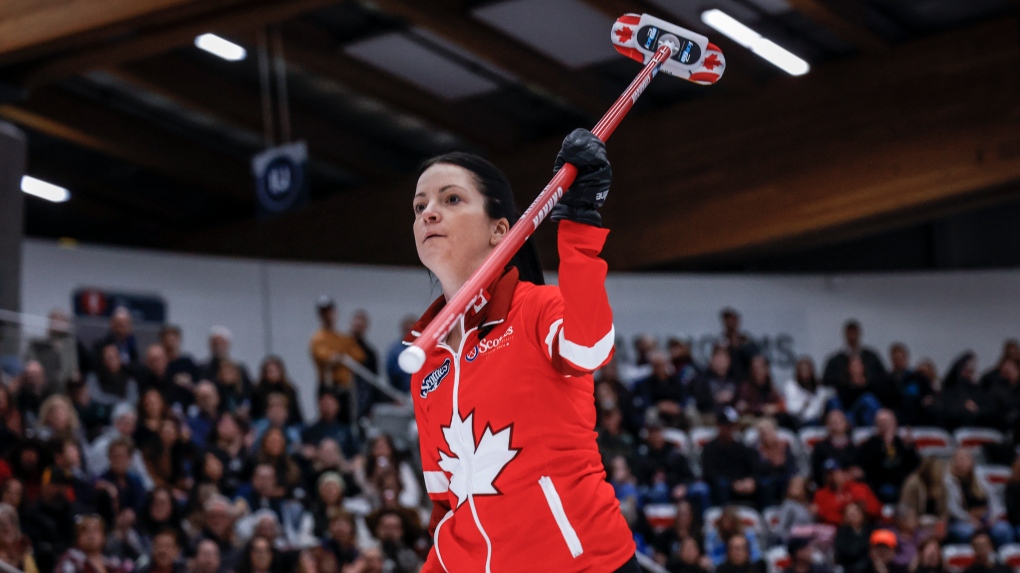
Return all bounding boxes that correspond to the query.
[465,326,514,363]
[438,411,519,507]
[420,358,451,398]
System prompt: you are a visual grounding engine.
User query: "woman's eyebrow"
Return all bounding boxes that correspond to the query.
[415,185,463,199]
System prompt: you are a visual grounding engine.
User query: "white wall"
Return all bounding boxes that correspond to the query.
[20,238,1020,415]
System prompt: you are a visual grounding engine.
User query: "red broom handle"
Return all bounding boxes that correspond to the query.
[399,42,676,374]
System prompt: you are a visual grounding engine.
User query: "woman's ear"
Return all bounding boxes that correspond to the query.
[490,218,509,246]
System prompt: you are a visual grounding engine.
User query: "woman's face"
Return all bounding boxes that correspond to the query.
[265,362,282,383]
[845,503,865,528]
[2,481,22,507]
[371,437,392,459]
[143,391,163,418]
[680,538,700,563]
[102,345,121,372]
[796,358,813,381]
[263,430,286,457]
[250,538,273,570]
[48,402,71,430]
[150,490,173,522]
[318,481,342,504]
[160,419,179,445]
[413,163,505,281]
[204,454,224,481]
[217,416,239,441]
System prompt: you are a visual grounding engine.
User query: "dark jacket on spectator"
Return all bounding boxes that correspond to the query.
[823,348,886,388]
[715,560,766,573]
[702,436,758,484]
[811,437,860,487]
[692,374,737,414]
[858,435,919,498]
[834,525,872,573]
[631,441,695,488]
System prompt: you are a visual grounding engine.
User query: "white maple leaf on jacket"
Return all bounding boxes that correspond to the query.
[437,411,519,507]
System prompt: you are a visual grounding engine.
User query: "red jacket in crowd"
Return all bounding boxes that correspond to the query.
[814,479,883,525]
[409,221,635,573]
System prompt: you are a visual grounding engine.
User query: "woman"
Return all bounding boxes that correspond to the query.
[86,343,139,406]
[754,418,797,507]
[142,417,194,496]
[945,449,1012,545]
[735,355,785,420]
[782,357,833,427]
[310,472,346,538]
[208,413,253,495]
[652,499,703,566]
[911,538,943,573]
[255,427,302,494]
[408,132,637,571]
[900,457,949,530]
[666,538,710,573]
[1005,456,1020,542]
[705,507,762,568]
[136,389,169,453]
[236,536,282,573]
[0,503,37,573]
[215,360,253,417]
[835,502,872,573]
[360,434,420,509]
[34,394,84,444]
[251,357,302,424]
[138,487,184,551]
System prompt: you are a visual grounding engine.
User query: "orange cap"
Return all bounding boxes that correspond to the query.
[870,529,898,548]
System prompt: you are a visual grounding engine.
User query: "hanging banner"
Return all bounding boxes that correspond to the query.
[252,141,308,214]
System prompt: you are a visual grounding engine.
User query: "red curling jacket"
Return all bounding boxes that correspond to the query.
[408,220,635,573]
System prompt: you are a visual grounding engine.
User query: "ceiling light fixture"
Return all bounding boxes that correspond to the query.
[194,33,247,61]
[21,175,70,203]
[701,9,810,76]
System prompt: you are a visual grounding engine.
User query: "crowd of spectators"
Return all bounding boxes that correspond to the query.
[3,300,1020,573]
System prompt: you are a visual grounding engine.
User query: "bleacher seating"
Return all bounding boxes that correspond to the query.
[954,427,1005,450]
[943,544,976,573]
[797,426,828,453]
[644,503,678,532]
[907,427,955,456]
[999,544,1020,570]
[764,546,790,573]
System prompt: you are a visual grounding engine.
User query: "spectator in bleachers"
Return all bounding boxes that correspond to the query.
[55,514,130,573]
[980,339,1020,385]
[1005,457,1020,541]
[945,449,1012,546]
[366,508,421,573]
[138,488,183,550]
[88,342,140,407]
[667,536,711,573]
[141,344,193,410]
[235,536,282,573]
[15,360,52,425]
[349,310,385,414]
[720,308,759,384]
[755,419,797,507]
[912,537,943,573]
[187,381,220,450]
[736,356,785,423]
[859,409,920,503]
[989,359,1020,434]
[88,403,152,484]
[887,344,937,427]
[202,326,253,393]
[706,506,763,567]
[667,337,697,379]
[633,351,687,428]
[892,505,924,570]
[138,528,185,573]
[192,495,242,572]
[191,539,222,573]
[255,429,302,494]
[702,408,760,507]
[693,346,739,420]
[237,464,285,521]
[360,435,419,509]
[94,307,140,371]
[712,528,765,573]
[160,325,199,391]
[863,529,907,573]
[96,438,147,513]
[26,309,80,393]
[309,472,345,538]
[302,389,356,459]
[384,316,416,395]
[776,477,814,546]
[962,531,1011,573]
[834,357,886,427]
[193,450,230,500]
[633,415,701,508]
[251,357,302,425]
[900,457,950,533]
[303,437,360,500]
[822,320,887,389]
[835,502,872,573]
[940,353,997,430]
[214,359,253,419]
[816,459,882,526]
[811,410,862,486]
[105,506,145,563]
[136,388,168,452]
[608,455,640,528]
[68,378,110,440]
[0,385,23,451]
[35,394,83,446]
[782,357,833,428]
[309,298,365,390]
[251,393,302,452]
[142,417,194,496]
[0,502,36,573]
[596,407,635,470]
[785,536,830,573]
[597,360,643,435]
[653,499,704,565]
[323,512,359,567]
[208,414,252,496]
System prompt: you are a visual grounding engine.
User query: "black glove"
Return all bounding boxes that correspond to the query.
[550,128,611,227]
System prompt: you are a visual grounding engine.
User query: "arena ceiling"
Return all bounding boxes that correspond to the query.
[2,0,1019,271]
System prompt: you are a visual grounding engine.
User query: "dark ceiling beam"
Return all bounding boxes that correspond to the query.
[109,54,390,180]
[785,0,888,54]
[0,0,209,57]
[363,0,610,118]
[172,18,1020,270]
[14,0,343,88]
[0,89,252,202]
[276,21,526,153]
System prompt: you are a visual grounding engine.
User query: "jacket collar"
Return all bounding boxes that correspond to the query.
[405,267,520,344]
